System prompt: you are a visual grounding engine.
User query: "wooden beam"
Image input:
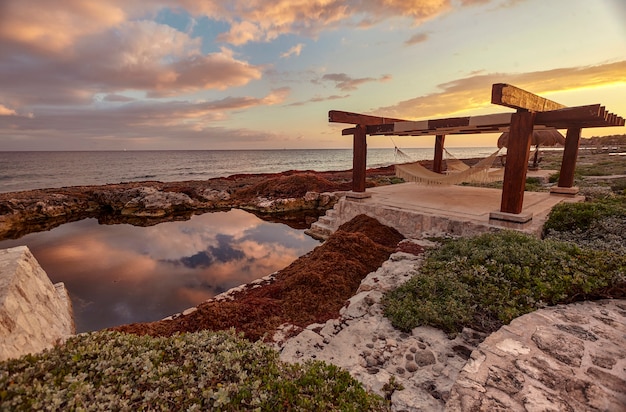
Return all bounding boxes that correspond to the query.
[558,127,582,188]
[492,83,566,112]
[433,135,445,173]
[367,124,394,135]
[329,110,406,125]
[352,125,367,192]
[535,104,625,128]
[342,127,356,135]
[501,111,536,214]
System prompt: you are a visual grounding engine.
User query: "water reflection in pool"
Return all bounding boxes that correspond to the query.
[0,209,320,332]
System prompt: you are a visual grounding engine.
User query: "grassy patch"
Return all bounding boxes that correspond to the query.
[0,330,388,411]
[382,231,625,335]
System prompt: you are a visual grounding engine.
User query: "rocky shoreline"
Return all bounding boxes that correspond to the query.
[0,167,399,240]
[2,160,625,411]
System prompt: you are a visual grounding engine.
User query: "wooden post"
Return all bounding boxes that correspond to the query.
[352,124,367,192]
[557,127,582,188]
[433,135,446,173]
[500,111,535,214]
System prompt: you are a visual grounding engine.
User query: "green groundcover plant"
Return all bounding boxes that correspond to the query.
[542,194,626,254]
[383,231,625,335]
[0,330,388,411]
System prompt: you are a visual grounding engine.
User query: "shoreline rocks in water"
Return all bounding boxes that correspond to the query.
[0,167,396,239]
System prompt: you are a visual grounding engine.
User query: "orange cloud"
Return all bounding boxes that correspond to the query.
[195,0,458,45]
[0,1,126,53]
[0,104,17,116]
[375,60,626,119]
[320,73,392,91]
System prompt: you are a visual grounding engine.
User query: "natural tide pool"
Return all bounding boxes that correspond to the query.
[0,209,320,332]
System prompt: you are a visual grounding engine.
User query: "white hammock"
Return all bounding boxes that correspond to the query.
[395,148,504,185]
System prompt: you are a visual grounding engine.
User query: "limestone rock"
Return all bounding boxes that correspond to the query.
[0,246,75,361]
[446,300,626,411]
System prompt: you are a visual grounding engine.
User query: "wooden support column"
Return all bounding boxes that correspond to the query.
[433,135,446,173]
[500,111,535,214]
[352,124,367,192]
[557,127,582,188]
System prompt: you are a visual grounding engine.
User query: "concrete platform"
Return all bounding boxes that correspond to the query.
[307,183,584,240]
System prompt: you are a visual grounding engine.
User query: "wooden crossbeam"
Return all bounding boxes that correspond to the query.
[361,105,623,136]
[534,104,625,128]
[366,113,513,136]
[329,110,406,125]
[492,83,566,112]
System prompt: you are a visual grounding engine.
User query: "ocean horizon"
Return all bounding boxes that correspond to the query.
[1,147,500,193]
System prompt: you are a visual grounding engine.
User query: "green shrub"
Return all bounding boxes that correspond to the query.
[543,195,626,254]
[543,195,626,233]
[548,173,559,183]
[525,177,544,192]
[0,330,388,411]
[610,177,626,194]
[382,231,625,335]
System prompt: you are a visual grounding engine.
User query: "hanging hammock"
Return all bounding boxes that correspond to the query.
[394,148,504,185]
[443,149,471,172]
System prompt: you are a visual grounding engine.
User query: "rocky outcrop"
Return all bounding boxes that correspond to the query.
[279,244,626,411]
[278,242,486,411]
[0,170,379,239]
[446,299,626,411]
[0,246,75,361]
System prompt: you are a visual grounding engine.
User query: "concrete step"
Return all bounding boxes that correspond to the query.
[318,216,335,226]
[326,209,337,218]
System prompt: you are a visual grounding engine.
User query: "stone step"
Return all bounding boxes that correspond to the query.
[318,216,335,226]
[326,209,337,218]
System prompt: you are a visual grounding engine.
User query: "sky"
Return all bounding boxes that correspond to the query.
[0,0,625,151]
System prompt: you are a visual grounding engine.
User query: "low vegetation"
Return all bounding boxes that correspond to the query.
[0,330,389,411]
[543,194,626,255]
[383,230,625,335]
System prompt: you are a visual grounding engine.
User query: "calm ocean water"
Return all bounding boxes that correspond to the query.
[0,148,497,193]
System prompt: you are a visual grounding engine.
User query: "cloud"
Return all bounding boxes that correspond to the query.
[0,89,291,149]
[184,0,463,45]
[0,16,262,107]
[286,94,350,107]
[281,43,305,58]
[0,104,17,116]
[102,94,136,103]
[0,1,127,54]
[374,60,626,119]
[320,73,392,91]
[405,32,429,46]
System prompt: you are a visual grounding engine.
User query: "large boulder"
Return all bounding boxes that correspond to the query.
[0,246,75,361]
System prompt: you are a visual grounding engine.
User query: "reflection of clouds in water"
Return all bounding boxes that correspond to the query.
[140,210,262,260]
[0,209,319,332]
[176,287,216,306]
[35,236,159,283]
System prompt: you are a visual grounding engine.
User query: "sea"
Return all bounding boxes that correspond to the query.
[0,148,498,193]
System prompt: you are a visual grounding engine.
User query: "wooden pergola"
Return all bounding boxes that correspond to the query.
[330,83,624,220]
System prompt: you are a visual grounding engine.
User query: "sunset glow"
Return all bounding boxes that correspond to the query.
[0,0,624,150]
